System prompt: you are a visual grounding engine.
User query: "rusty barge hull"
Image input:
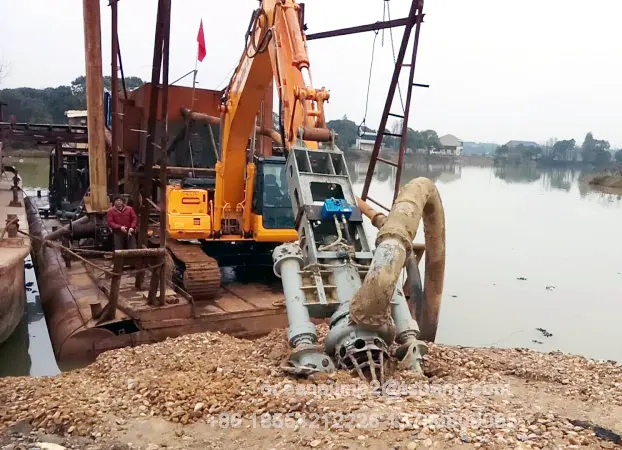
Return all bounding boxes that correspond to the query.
[25,197,290,368]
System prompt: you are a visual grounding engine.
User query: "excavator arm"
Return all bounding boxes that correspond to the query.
[214,0,332,237]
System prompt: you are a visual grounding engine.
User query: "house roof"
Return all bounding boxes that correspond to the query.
[357,132,377,142]
[440,134,462,147]
[506,140,540,148]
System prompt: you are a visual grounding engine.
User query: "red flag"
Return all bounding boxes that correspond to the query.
[197,19,206,62]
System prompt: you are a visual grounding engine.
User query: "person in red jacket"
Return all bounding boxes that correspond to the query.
[107,195,138,250]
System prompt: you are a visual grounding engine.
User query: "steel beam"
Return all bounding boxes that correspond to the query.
[159,0,171,306]
[110,0,120,195]
[137,0,166,251]
[306,16,421,41]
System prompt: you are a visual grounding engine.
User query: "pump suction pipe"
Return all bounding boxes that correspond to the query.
[352,177,446,342]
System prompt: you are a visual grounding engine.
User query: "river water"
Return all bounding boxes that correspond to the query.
[350,154,622,363]
[0,154,59,377]
[1,153,621,378]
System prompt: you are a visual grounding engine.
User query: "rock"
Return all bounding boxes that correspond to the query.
[145,445,159,450]
[406,443,417,450]
[309,440,321,448]
[193,403,204,413]
[34,444,66,450]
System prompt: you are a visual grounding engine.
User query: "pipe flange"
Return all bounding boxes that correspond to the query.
[272,242,304,278]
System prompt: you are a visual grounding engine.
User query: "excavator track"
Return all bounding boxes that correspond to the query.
[167,241,221,301]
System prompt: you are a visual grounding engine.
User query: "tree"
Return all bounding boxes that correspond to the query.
[326,117,359,149]
[615,149,622,163]
[71,75,145,96]
[551,139,575,161]
[581,132,610,164]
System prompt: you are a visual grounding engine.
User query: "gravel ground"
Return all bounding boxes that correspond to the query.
[1,326,621,449]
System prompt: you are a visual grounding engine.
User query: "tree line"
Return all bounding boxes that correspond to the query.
[495,132,622,166]
[0,76,145,123]
[2,80,444,155]
[326,116,442,153]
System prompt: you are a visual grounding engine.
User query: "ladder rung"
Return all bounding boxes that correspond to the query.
[377,157,398,167]
[402,64,412,67]
[366,196,391,212]
[388,113,404,119]
[382,132,401,138]
[413,83,430,88]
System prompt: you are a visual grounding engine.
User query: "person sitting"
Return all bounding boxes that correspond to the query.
[107,195,138,250]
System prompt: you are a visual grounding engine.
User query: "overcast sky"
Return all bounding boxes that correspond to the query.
[1,1,621,147]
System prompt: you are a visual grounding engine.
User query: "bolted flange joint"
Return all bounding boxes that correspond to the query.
[272,242,304,278]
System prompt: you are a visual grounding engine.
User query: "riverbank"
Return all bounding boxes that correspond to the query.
[583,171,622,190]
[1,327,621,449]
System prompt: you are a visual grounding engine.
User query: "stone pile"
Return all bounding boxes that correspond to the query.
[1,326,621,449]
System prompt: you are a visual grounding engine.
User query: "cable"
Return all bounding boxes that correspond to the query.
[245,8,272,59]
[385,0,405,114]
[357,29,380,137]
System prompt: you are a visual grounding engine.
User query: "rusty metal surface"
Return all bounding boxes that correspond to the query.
[167,241,221,300]
[301,126,332,142]
[0,122,88,144]
[25,196,116,362]
[110,0,120,195]
[0,248,26,345]
[183,109,283,146]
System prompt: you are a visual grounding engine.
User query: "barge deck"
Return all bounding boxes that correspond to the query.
[25,196,290,368]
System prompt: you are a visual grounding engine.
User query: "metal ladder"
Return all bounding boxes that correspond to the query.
[360,0,427,212]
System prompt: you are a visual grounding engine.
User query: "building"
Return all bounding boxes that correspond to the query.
[438,134,463,156]
[355,131,377,152]
[65,110,88,150]
[65,110,88,127]
[505,140,540,149]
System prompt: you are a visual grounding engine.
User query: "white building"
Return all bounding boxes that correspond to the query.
[65,110,88,127]
[438,134,463,156]
[65,110,88,150]
[355,131,377,152]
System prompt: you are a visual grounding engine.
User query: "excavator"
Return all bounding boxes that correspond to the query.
[165,0,446,380]
[164,0,333,300]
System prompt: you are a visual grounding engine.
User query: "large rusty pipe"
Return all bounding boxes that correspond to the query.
[180,108,283,146]
[350,177,445,342]
[25,196,115,366]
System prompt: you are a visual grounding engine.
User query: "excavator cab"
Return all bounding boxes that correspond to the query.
[252,156,296,237]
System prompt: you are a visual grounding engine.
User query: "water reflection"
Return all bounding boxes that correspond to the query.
[0,153,60,378]
[5,154,50,189]
[346,152,622,206]
[346,152,462,186]
[346,153,622,363]
[493,163,541,184]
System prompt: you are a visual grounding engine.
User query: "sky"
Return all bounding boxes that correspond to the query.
[1,0,621,147]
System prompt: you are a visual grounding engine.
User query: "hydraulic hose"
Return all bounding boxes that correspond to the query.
[351,177,446,342]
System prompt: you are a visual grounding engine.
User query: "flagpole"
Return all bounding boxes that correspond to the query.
[191,51,198,112]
